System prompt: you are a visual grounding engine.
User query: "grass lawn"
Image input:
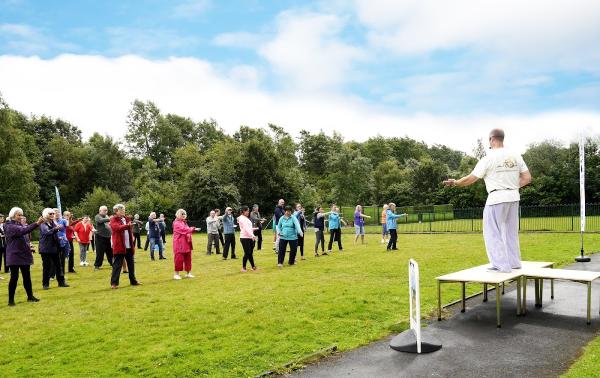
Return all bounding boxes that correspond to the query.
[1,231,599,377]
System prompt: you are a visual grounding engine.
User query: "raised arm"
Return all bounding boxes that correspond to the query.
[443,174,479,187]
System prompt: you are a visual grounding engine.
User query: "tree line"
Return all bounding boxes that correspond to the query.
[1,95,599,222]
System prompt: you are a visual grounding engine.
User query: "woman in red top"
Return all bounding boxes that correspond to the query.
[74,216,94,267]
[172,209,200,280]
[109,204,140,289]
[64,211,80,273]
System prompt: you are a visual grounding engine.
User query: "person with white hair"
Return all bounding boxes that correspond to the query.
[39,208,69,289]
[109,204,140,289]
[0,213,6,278]
[273,199,285,253]
[250,204,265,251]
[444,128,531,272]
[380,204,389,244]
[132,214,143,249]
[147,211,164,260]
[4,207,44,306]
[206,211,220,255]
[354,205,371,245]
[385,203,407,251]
[172,209,200,279]
[94,205,113,270]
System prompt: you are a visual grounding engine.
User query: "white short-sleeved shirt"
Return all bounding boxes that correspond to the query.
[471,148,529,206]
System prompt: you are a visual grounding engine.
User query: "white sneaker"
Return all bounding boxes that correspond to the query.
[381,239,384,243]
[173,274,182,280]
[277,264,283,268]
[84,262,89,266]
[80,262,85,267]
[0,276,3,280]
[185,273,195,278]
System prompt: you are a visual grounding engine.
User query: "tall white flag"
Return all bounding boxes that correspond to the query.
[580,136,586,232]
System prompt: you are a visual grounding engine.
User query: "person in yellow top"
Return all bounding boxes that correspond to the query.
[380,204,389,244]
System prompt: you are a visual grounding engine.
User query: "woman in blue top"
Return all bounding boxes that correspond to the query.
[353,205,371,245]
[386,203,407,251]
[276,206,303,267]
[327,205,347,253]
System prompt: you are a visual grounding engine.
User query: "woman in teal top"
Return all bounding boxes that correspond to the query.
[327,205,346,253]
[386,203,407,251]
[276,206,303,267]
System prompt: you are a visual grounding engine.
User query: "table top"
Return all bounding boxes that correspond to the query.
[436,261,554,284]
[522,267,600,282]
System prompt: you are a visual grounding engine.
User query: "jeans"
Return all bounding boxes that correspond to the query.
[278,239,298,265]
[149,237,164,259]
[314,229,325,254]
[79,242,90,263]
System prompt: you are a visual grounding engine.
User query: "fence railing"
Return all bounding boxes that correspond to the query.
[335,204,600,233]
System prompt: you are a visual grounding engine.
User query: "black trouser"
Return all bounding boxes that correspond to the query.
[41,253,65,286]
[0,246,8,273]
[144,234,150,251]
[94,235,113,268]
[8,265,34,303]
[328,229,342,251]
[68,240,75,272]
[253,228,263,250]
[387,229,398,250]
[298,235,304,257]
[134,233,141,249]
[161,232,166,244]
[223,233,236,258]
[91,234,95,251]
[241,238,255,269]
[59,245,68,276]
[218,230,225,248]
[315,230,325,254]
[278,239,298,265]
[111,249,137,286]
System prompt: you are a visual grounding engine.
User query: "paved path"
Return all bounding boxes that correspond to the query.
[293,255,600,378]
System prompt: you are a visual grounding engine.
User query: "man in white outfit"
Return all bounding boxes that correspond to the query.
[443,129,532,272]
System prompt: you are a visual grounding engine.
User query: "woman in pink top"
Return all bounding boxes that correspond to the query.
[238,205,257,272]
[172,209,201,280]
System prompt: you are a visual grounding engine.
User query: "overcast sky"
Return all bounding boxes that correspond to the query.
[1,0,599,154]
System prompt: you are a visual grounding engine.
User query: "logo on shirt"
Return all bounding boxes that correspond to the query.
[503,157,517,169]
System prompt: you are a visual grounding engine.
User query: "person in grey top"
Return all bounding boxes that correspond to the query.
[206,211,220,255]
[250,205,265,251]
[94,205,113,269]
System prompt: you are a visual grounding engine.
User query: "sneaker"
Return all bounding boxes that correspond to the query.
[231,256,238,259]
[159,257,166,260]
[122,271,128,274]
[80,262,85,267]
[322,252,328,256]
[241,268,247,273]
[486,267,499,272]
[0,276,4,280]
[58,283,70,288]
[185,273,195,278]
[8,301,15,307]
[381,239,385,243]
[69,270,77,273]
[84,262,89,266]
[111,285,118,289]
[27,297,40,302]
[173,274,182,280]
[301,257,305,260]
[315,253,320,257]
[277,264,283,268]
[252,266,258,271]
[43,285,49,290]
[131,282,141,286]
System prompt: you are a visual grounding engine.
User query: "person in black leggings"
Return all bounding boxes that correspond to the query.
[4,207,44,306]
[294,204,307,260]
[312,207,326,256]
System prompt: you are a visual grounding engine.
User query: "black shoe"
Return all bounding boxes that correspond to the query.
[58,283,70,288]
[231,256,237,259]
[315,253,320,257]
[216,252,222,255]
[159,257,166,260]
[69,270,77,273]
[322,252,328,256]
[131,282,141,286]
[94,267,100,271]
[151,257,155,261]
[43,285,49,290]
[27,297,40,302]
[8,301,15,306]
[122,271,128,274]
[391,248,398,250]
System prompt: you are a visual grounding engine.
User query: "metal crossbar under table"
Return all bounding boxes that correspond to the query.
[437,261,554,328]
[521,268,600,325]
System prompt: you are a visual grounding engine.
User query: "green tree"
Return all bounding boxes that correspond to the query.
[180,168,240,220]
[72,187,122,218]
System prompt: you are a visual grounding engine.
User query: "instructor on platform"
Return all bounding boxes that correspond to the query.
[443,128,532,273]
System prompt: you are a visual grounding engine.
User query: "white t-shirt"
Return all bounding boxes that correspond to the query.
[471,148,529,206]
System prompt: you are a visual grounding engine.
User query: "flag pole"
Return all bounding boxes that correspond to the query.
[576,136,590,262]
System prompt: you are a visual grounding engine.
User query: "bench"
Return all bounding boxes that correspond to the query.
[437,261,554,328]
[521,268,600,324]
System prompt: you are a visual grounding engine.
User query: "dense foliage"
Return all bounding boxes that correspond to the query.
[1,95,599,220]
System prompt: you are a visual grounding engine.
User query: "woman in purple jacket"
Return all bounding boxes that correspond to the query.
[4,207,44,306]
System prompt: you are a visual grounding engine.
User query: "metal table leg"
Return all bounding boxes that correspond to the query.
[461,282,466,313]
[483,283,488,302]
[551,279,554,300]
[587,282,592,325]
[496,283,501,328]
[437,280,442,321]
[539,278,543,308]
[522,277,527,316]
[502,282,505,295]
[517,276,522,316]
[534,279,540,308]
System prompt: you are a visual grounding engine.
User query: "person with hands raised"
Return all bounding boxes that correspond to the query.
[172,209,200,280]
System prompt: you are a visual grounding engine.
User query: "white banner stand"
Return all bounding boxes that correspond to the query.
[390,259,442,354]
[576,135,591,262]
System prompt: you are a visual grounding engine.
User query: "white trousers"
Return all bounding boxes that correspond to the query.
[483,201,521,272]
